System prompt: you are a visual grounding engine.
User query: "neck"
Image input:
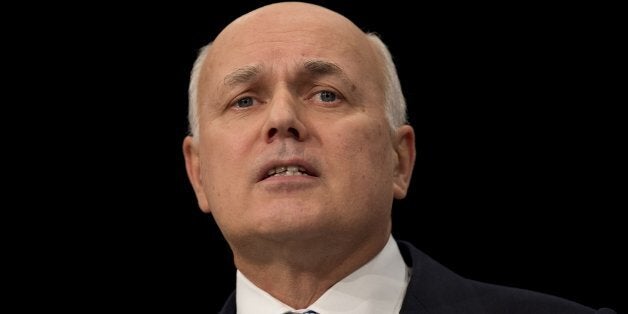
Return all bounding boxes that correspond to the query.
[232,226,390,309]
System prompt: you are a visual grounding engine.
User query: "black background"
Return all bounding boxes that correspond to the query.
[60,1,623,312]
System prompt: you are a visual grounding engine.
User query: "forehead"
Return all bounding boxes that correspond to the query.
[200,7,381,88]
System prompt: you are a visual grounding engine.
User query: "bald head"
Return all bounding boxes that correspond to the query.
[188,2,407,138]
[206,2,381,91]
[214,2,367,49]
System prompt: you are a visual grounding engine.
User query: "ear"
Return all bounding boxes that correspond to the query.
[392,125,416,199]
[183,136,211,213]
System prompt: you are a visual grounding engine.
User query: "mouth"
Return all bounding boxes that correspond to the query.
[258,161,319,182]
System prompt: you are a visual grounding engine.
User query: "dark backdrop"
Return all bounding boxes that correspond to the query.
[102,1,623,312]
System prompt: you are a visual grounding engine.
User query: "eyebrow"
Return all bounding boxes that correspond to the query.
[222,60,355,89]
[304,60,344,76]
[303,60,355,89]
[223,65,262,87]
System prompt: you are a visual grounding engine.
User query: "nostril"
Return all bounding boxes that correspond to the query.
[288,127,300,139]
[267,127,301,141]
[268,128,278,139]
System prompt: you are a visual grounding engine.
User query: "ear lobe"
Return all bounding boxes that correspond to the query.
[183,136,211,212]
[392,125,416,199]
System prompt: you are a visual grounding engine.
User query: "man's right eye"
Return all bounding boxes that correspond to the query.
[233,96,255,108]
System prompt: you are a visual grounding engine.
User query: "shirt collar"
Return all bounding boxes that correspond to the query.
[236,235,410,314]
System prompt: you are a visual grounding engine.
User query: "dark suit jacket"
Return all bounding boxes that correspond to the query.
[218,240,615,313]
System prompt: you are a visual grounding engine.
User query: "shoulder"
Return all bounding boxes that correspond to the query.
[396,240,615,314]
[468,280,614,313]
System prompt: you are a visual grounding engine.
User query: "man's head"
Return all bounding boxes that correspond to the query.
[188,5,409,139]
[183,2,415,256]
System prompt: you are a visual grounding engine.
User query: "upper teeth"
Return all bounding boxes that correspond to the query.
[267,165,307,176]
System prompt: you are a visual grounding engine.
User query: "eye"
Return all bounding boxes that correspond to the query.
[316,90,337,102]
[233,96,255,108]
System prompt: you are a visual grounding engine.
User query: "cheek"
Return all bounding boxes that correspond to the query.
[328,120,395,223]
[198,135,253,221]
[199,127,257,191]
[202,119,260,164]
[333,121,392,179]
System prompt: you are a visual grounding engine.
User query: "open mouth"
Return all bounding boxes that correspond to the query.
[259,162,318,181]
[266,165,311,177]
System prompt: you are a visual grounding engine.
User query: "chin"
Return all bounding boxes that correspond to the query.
[255,211,325,234]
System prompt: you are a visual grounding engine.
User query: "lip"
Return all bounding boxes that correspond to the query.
[257,158,320,182]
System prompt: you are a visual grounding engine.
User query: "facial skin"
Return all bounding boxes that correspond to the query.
[183,2,415,308]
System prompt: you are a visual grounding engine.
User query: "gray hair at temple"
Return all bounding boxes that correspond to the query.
[187,33,407,140]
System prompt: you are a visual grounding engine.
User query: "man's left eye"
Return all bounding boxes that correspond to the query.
[316,90,337,102]
[234,96,255,108]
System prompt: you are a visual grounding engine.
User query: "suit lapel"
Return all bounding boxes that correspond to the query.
[218,291,236,314]
[397,240,486,313]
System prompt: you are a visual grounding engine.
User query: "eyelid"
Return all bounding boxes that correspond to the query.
[309,88,344,102]
[230,94,258,109]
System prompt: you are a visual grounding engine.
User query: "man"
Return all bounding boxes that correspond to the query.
[182,2,615,313]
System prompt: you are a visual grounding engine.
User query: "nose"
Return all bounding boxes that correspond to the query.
[263,91,308,143]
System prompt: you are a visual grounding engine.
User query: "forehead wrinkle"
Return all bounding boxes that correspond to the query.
[216,58,361,94]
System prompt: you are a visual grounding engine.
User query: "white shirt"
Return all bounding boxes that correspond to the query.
[236,235,411,313]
